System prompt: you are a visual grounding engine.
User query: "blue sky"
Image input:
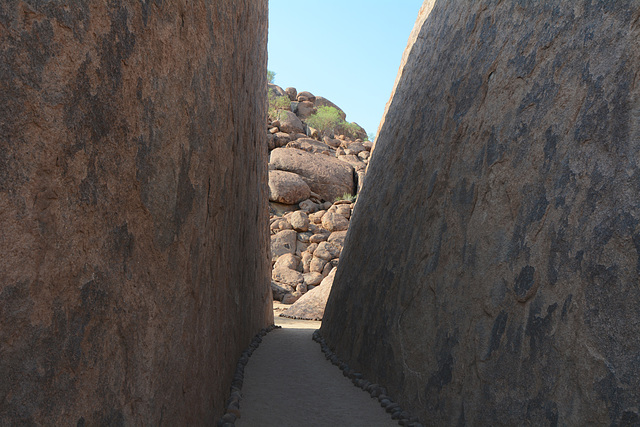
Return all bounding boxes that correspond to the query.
[268,1,424,138]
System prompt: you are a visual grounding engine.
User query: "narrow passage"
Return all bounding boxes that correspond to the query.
[236,315,395,427]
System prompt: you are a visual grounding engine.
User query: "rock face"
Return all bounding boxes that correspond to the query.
[322,2,640,425]
[0,1,271,425]
[270,148,355,202]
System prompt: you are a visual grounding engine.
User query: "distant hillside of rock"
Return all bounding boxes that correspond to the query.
[266,84,371,314]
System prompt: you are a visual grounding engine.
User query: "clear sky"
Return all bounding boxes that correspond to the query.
[268,0,424,138]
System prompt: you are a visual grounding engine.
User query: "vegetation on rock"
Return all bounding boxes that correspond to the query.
[335,193,357,203]
[268,89,291,119]
[307,106,362,138]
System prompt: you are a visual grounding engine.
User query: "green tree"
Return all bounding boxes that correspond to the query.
[306,106,346,137]
[267,70,276,84]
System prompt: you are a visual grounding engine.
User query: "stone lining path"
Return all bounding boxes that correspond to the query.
[235,313,395,427]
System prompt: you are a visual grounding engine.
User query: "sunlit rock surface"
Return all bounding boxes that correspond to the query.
[0,1,271,424]
[322,1,640,425]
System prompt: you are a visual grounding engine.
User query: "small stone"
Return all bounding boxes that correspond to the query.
[222,413,236,423]
[314,241,340,260]
[271,229,297,260]
[299,199,320,213]
[386,403,400,413]
[274,253,300,271]
[303,272,323,286]
[282,293,300,304]
[310,256,327,273]
[321,211,349,232]
[309,210,326,224]
[309,233,328,244]
[321,262,334,278]
[289,210,310,232]
[227,407,241,418]
[297,231,312,243]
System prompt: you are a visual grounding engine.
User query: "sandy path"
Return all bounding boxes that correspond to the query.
[235,313,395,427]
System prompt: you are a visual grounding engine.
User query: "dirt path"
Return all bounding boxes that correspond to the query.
[235,308,395,427]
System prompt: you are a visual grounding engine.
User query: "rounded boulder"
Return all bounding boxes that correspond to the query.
[268,170,311,205]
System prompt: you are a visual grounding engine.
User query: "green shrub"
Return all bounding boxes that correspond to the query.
[307,107,365,139]
[307,106,364,138]
[334,193,357,203]
[267,70,276,84]
[341,122,363,139]
[306,106,343,136]
[268,89,291,119]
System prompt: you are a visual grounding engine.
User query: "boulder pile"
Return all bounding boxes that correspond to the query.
[267,83,369,308]
[270,199,354,306]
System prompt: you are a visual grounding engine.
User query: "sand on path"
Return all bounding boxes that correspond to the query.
[235,310,395,427]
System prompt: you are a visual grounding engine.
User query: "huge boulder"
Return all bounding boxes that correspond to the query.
[276,110,305,134]
[270,148,355,202]
[267,83,287,97]
[0,1,271,425]
[321,2,640,426]
[285,87,297,101]
[297,91,316,103]
[268,170,311,205]
[295,101,316,120]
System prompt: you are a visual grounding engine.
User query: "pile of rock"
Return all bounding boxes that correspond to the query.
[267,83,373,205]
[270,199,354,305]
[267,83,371,307]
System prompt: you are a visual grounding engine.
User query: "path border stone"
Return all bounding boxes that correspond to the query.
[312,330,424,427]
[217,325,281,427]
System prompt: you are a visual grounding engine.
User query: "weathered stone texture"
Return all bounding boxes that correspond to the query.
[270,147,355,202]
[322,1,640,425]
[0,1,271,425]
